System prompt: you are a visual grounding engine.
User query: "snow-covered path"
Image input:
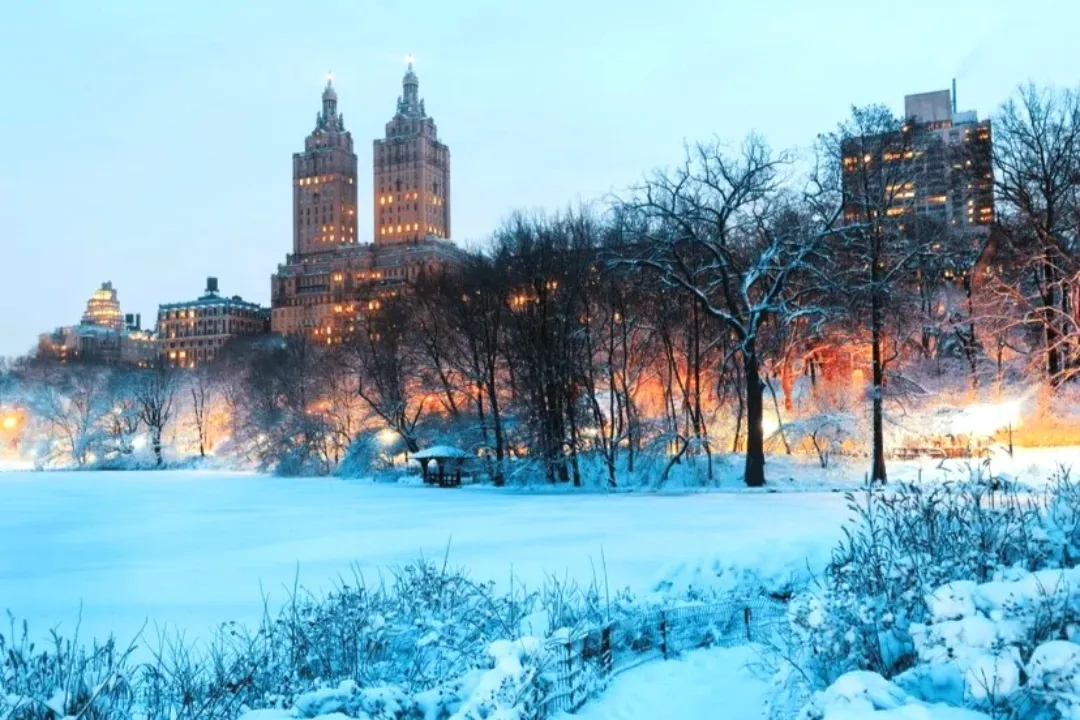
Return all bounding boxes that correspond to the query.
[0,471,850,644]
[567,646,769,720]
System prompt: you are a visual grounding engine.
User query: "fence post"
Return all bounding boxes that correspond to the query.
[601,623,613,677]
[565,641,577,711]
[659,610,669,659]
[744,605,752,642]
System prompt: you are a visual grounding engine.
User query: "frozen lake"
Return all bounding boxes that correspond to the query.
[0,470,851,645]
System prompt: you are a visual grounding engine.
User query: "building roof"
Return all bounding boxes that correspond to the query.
[412,445,471,460]
[158,292,266,312]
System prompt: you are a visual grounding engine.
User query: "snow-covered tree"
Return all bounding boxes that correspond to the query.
[133,362,178,467]
[618,136,835,487]
[818,106,940,484]
[991,84,1080,386]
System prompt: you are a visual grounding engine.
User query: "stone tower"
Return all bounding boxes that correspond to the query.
[373,61,451,245]
[292,76,359,256]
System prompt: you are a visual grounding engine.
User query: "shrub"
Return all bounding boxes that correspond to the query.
[772,466,1080,719]
[0,556,725,720]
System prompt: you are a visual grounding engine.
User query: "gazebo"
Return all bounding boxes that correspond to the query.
[412,445,472,487]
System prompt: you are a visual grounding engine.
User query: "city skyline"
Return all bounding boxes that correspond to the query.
[2,0,1079,357]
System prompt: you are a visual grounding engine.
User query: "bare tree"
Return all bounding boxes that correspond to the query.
[620,137,834,487]
[103,368,141,458]
[17,359,112,467]
[496,211,598,485]
[345,296,427,454]
[188,366,212,458]
[236,335,331,474]
[134,363,178,467]
[992,84,1080,386]
[820,106,937,484]
[439,255,510,484]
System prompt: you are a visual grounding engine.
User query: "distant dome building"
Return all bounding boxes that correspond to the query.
[37,281,156,365]
[81,281,125,332]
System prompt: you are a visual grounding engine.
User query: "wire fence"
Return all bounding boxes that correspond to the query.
[539,595,786,715]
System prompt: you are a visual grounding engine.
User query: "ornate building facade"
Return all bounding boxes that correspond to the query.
[294,78,359,255]
[271,64,462,341]
[157,277,270,368]
[373,62,451,244]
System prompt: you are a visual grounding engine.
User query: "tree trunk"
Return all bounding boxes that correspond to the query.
[153,427,164,468]
[1041,261,1062,386]
[963,275,980,393]
[870,288,888,484]
[766,376,791,455]
[743,349,766,488]
[781,357,794,412]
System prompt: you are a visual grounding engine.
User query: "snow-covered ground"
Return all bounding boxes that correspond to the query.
[0,470,851,647]
[566,645,769,720]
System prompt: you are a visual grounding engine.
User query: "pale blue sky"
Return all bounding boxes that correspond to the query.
[0,0,1076,357]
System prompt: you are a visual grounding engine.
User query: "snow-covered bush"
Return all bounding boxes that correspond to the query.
[0,616,137,719]
[775,413,859,468]
[782,477,1046,687]
[798,670,991,719]
[774,469,1080,719]
[2,556,737,720]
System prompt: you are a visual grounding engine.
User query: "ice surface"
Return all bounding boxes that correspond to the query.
[0,470,851,645]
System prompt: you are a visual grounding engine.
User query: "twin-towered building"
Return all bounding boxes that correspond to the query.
[271,63,461,341]
[37,62,458,367]
[157,62,459,364]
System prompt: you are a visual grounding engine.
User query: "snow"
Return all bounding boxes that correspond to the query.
[803,671,991,719]
[412,445,471,459]
[896,569,1080,715]
[1027,640,1080,695]
[566,645,769,720]
[0,469,851,646]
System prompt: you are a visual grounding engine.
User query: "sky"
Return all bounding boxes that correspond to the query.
[0,0,1077,358]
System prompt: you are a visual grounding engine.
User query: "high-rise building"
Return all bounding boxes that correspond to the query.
[293,77,359,255]
[158,277,270,367]
[271,63,462,340]
[842,87,993,231]
[373,61,451,244]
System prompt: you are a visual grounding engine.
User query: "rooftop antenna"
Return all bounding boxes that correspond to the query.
[951,78,958,115]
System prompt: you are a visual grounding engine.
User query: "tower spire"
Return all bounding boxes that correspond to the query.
[398,55,424,118]
[318,71,343,131]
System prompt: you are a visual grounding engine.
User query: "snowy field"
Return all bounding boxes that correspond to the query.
[0,470,854,647]
[3,447,1079,646]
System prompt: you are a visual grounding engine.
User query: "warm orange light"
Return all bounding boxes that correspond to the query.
[1,416,17,431]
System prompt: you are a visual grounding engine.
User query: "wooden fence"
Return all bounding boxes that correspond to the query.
[539,595,786,715]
